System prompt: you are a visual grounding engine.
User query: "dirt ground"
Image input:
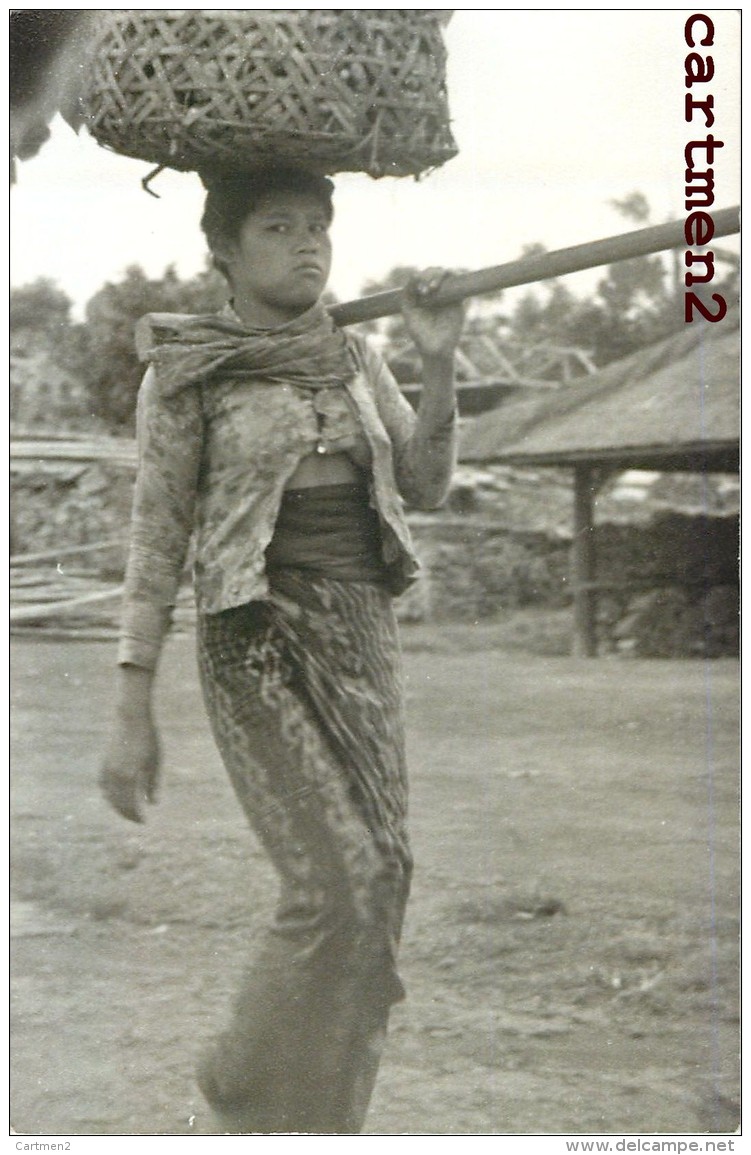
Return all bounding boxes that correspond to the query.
[10,623,740,1136]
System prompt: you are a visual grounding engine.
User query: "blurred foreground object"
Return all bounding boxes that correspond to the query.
[10,9,93,179]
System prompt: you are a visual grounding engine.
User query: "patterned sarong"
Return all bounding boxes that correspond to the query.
[196,570,412,1134]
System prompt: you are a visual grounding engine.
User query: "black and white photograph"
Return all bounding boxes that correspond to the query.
[9,7,741,1145]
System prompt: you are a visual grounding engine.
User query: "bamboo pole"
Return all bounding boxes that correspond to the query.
[10,538,125,568]
[10,586,124,624]
[9,440,137,467]
[329,205,740,326]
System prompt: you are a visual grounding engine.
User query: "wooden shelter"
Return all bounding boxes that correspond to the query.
[459,310,740,655]
[394,337,596,416]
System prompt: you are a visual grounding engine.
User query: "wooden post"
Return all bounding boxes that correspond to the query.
[573,465,597,657]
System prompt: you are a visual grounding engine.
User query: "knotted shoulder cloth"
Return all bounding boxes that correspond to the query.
[135,302,356,396]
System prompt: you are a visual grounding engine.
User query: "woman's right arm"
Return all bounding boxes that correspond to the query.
[99,664,160,823]
[100,366,203,822]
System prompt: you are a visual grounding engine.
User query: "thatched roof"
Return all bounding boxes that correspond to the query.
[460,310,739,472]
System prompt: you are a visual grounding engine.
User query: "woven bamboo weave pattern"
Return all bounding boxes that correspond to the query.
[79,9,458,177]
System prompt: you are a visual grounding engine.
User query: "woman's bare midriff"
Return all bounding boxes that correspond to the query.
[285,451,363,490]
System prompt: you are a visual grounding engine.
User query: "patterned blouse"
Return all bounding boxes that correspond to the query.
[118,330,457,670]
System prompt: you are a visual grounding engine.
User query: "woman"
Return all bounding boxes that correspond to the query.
[100,165,465,1134]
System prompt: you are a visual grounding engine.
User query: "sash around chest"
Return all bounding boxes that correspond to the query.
[264,483,389,583]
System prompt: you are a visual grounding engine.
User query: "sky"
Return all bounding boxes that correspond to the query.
[9,8,741,320]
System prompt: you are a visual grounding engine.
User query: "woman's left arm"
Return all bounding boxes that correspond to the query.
[370,269,466,509]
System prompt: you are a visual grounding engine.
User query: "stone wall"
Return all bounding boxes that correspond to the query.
[11,462,133,571]
[400,519,571,622]
[401,506,738,657]
[594,512,739,657]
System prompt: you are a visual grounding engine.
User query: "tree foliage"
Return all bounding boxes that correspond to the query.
[507,250,677,366]
[11,262,228,432]
[10,277,73,335]
[505,193,738,366]
[361,193,738,374]
[10,277,91,392]
[82,263,226,431]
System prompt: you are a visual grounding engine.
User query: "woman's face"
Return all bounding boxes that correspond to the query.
[222,188,333,324]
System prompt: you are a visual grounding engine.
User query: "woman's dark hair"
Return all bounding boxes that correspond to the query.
[200,166,335,269]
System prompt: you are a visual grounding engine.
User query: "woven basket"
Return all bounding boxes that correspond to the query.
[79,9,458,178]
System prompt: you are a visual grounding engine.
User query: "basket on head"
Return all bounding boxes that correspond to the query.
[78,9,458,179]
